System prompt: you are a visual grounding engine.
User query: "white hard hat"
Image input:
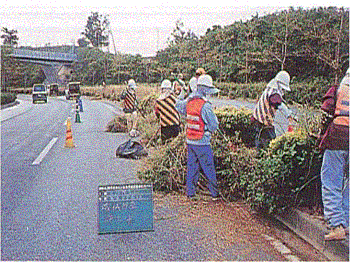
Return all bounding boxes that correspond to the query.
[267,70,291,91]
[189,77,197,92]
[161,79,172,89]
[197,74,219,94]
[128,79,136,88]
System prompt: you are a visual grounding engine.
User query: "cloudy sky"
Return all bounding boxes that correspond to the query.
[1,1,347,57]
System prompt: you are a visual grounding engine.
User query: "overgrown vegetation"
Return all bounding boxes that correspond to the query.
[137,101,324,214]
[1,92,17,105]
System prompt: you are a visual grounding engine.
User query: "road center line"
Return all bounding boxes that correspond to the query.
[32,137,58,165]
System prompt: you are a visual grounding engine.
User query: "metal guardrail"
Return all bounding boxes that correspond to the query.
[12,48,77,62]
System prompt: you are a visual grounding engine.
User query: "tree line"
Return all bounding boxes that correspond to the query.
[1,6,348,90]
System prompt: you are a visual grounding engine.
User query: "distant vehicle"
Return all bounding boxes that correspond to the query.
[48,83,59,96]
[65,82,81,100]
[32,83,48,103]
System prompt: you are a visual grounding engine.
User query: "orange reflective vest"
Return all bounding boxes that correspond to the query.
[186,98,206,140]
[155,94,180,127]
[333,81,349,126]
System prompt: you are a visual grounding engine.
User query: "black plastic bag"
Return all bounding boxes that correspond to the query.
[116,139,148,159]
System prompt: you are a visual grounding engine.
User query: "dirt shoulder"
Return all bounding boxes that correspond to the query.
[154,192,328,261]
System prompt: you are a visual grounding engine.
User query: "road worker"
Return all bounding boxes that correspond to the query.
[154,79,181,142]
[186,68,206,97]
[172,73,186,96]
[251,70,295,148]
[318,68,349,241]
[176,74,220,200]
[119,79,139,137]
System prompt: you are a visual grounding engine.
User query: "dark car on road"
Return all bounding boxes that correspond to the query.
[65,82,81,100]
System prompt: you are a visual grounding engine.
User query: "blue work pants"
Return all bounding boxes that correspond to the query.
[321,149,349,228]
[186,144,218,198]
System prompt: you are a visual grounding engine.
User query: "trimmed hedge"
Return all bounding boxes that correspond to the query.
[1,92,17,105]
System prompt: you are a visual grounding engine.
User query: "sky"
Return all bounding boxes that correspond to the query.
[1,1,348,57]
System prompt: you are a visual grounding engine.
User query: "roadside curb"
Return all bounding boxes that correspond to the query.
[275,208,349,261]
[1,100,19,110]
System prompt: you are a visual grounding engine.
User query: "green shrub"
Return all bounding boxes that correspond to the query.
[216,77,331,107]
[212,132,258,200]
[1,92,17,105]
[216,82,266,100]
[215,106,255,147]
[138,133,187,192]
[244,130,323,214]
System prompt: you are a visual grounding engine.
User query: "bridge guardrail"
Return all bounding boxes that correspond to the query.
[12,49,77,62]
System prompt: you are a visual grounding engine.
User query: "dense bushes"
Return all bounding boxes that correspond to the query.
[216,77,331,106]
[1,92,17,105]
[244,131,323,214]
[138,104,324,214]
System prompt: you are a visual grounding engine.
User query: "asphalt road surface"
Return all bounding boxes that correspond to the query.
[1,94,326,261]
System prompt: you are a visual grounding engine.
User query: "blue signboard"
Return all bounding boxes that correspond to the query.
[98,183,154,234]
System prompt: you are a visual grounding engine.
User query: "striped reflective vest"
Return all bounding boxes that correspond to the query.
[253,87,278,126]
[122,88,137,112]
[333,81,349,126]
[155,94,180,127]
[186,98,206,140]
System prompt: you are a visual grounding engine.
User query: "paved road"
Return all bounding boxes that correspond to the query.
[1,95,325,261]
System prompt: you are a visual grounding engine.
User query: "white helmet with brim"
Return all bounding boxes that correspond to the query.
[197,74,219,95]
[267,70,291,91]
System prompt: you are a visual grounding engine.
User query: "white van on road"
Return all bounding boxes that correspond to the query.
[32,83,48,104]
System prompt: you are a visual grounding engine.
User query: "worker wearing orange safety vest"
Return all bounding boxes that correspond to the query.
[120,79,139,137]
[318,68,349,241]
[176,74,220,200]
[155,79,181,141]
[252,70,295,148]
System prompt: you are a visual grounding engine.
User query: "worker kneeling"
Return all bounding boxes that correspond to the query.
[155,79,181,142]
[176,74,220,200]
[120,79,139,137]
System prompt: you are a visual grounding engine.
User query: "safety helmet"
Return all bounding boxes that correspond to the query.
[195,68,206,76]
[267,71,291,91]
[161,79,172,90]
[197,74,219,95]
[189,77,197,92]
[128,79,136,88]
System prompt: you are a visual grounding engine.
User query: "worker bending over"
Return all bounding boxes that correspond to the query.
[252,70,295,148]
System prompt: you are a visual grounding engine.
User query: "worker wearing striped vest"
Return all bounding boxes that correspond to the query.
[252,70,294,148]
[155,79,181,141]
[120,79,139,137]
[176,74,220,200]
[318,68,349,241]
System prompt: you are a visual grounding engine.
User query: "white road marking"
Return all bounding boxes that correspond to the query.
[32,137,58,165]
[262,234,300,261]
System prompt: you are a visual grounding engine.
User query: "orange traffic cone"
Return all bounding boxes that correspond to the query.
[65,117,75,148]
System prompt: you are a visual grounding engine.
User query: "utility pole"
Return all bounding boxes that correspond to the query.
[109,29,120,84]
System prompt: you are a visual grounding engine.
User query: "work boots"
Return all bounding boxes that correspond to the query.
[325,225,346,241]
